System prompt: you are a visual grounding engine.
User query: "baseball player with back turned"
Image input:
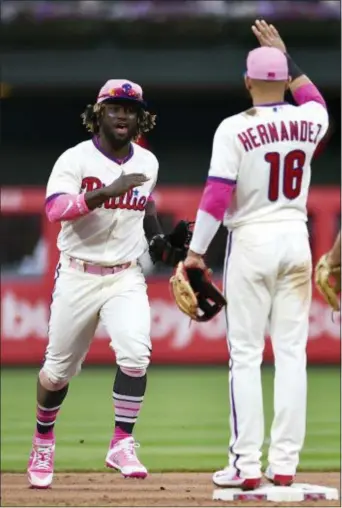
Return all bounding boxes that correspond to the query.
[27,79,190,488]
[183,21,329,490]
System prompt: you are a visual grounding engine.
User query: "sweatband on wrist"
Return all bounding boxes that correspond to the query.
[286,53,304,81]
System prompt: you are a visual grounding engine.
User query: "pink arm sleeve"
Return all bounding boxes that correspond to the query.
[189,177,236,255]
[199,176,236,221]
[45,193,90,222]
[292,83,327,109]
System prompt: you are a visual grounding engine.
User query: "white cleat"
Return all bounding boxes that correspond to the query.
[213,467,262,490]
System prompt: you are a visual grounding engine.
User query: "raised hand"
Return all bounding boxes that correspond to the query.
[251,19,287,54]
[105,173,149,198]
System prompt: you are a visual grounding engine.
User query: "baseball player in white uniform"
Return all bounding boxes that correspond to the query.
[27,79,190,488]
[184,21,329,490]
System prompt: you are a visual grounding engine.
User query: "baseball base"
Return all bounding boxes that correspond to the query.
[212,483,339,502]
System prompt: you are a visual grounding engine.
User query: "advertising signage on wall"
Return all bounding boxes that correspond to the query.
[1,186,340,365]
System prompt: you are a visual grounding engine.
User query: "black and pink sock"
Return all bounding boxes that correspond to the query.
[36,404,61,440]
[112,367,147,443]
[35,383,69,440]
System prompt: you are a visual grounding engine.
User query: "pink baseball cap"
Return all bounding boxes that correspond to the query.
[96,79,147,107]
[246,47,288,81]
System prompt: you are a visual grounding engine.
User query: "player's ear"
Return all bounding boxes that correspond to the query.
[244,75,252,91]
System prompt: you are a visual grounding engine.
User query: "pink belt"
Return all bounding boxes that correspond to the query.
[68,257,132,276]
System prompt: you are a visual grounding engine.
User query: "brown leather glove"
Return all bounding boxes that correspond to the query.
[170,262,227,322]
[315,254,341,312]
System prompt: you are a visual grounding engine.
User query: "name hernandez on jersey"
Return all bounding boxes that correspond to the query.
[45,139,159,265]
[238,118,323,153]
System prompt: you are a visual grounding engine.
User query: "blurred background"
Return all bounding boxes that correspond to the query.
[1,0,340,475]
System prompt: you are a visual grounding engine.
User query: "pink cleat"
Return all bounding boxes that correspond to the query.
[27,436,55,489]
[105,436,148,479]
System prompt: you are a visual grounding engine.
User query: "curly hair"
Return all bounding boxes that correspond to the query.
[81,102,156,142]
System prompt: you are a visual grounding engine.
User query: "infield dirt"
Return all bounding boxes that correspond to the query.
[1,472,340,507]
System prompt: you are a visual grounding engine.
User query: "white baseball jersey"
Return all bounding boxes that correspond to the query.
[209,101,329,229]
[46,140,159,265]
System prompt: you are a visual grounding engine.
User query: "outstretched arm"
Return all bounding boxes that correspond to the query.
[251,20,326,108]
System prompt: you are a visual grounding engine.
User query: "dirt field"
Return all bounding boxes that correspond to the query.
[1,472,340,507]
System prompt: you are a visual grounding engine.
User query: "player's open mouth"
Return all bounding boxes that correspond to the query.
[115,124,128,134]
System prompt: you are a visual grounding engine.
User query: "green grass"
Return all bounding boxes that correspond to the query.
[1,367,340,472]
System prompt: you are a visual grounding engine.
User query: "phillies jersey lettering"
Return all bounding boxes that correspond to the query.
[81,177,147,211]
[46,139,159,265]
[208,101,329,229]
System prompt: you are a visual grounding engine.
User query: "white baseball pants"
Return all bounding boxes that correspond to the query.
[43,254,151,384]
[224,221,312,477]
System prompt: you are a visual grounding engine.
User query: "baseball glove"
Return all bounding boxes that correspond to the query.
[149,220,194,267]
[315,254,341,312]
[170,261,227,322]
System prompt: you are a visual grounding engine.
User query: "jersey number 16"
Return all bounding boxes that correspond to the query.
[265,150,306,202]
